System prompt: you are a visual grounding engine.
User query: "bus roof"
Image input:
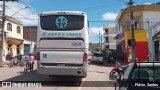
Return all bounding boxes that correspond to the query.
[39,11,86,16]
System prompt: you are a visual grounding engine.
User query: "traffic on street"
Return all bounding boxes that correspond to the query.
[0,61,118,90]
[0,0,160,90]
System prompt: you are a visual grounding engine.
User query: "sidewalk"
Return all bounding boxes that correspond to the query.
[0,59,37,68]
[0,60,10,67]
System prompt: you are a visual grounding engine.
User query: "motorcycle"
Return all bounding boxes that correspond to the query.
[24,55,35,73]
[8,57,24,68]
[110,60,123,76]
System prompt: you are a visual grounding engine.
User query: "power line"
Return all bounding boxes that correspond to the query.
[117,0,128,4]
[89,20,159,24]
[89,20,115,22]
[76,4,122,11]
[1,3,160,25]
[15,18,38,20]
[5,5,37,23]
[0,3,38,22]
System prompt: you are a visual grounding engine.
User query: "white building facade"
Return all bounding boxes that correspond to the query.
[2,16,24,61]
[103,24,117,50]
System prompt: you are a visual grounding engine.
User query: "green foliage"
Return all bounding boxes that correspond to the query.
[89,43,100,51]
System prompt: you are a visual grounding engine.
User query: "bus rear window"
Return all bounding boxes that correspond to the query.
[40,15,84,31]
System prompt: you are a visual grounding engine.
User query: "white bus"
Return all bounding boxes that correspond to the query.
[36,11,89,78]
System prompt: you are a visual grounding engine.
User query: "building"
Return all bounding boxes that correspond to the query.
[103,24,117,51]
[23,26,37,56]
[0,12,24,61]
[115,4,160,64]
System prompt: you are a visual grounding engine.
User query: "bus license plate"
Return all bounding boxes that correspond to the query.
[57,64,65,66]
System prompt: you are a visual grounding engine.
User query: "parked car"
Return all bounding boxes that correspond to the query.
[115,61,160,90]
[88,52,93,61]
[91,53,103,63]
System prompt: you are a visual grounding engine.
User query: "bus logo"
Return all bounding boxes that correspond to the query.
[55,16,68,29]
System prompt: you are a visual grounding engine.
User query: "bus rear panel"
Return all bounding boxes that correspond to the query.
[36,11,89,78]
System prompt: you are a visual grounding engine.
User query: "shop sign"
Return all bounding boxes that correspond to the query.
[7,38,23,45]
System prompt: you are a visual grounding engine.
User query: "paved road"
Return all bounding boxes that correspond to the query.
[0,61,118,90]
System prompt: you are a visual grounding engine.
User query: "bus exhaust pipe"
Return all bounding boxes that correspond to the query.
[77,70,82,74]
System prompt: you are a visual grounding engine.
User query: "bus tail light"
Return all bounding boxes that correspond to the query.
[83,52,88,62]
[36,52,40,60]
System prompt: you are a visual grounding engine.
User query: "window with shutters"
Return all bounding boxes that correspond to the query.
[17,26,21,34]
[7,23,12,31]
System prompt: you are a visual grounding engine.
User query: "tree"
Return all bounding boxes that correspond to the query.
[89,43,99,51]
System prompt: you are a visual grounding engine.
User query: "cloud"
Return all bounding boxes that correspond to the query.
[89,27,104,35]
[88,27,104,43]
[2,2,38,25]
[102,12,118,21]
[144,3,152,5]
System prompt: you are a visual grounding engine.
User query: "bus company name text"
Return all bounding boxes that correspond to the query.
[42,32,82,37]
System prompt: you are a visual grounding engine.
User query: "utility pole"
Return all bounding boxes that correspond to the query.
[101,34,103,53]
[0,1,5,66]
[99,30,100,51]
[98,30,103,53]
[0,0,18,66]
[128,0,136,62]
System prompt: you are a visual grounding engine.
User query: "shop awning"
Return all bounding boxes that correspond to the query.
[8,36,24,40]
[7,36,24,45]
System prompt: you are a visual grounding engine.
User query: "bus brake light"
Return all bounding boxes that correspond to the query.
[83,52,88,62]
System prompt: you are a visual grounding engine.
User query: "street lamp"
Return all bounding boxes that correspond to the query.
[11,6,29,17]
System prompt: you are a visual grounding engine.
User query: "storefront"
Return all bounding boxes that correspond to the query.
[115,30,148,64]
[125,30,148,64]
[115,33,126,62]
[5,37,24,59]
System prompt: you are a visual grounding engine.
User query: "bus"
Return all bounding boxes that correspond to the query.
[36,11,89,78]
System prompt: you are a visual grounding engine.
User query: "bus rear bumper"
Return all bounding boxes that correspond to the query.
[37,62,87,78]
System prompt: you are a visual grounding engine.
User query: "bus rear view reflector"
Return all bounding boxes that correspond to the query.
[83,52,88,62]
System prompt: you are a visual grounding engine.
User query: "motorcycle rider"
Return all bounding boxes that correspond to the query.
[27,52,35,70]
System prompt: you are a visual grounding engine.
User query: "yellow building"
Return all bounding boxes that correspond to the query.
[2,15,24,61]
[115,4,160,64]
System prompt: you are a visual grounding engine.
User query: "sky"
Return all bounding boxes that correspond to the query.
[1,0,160,43]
